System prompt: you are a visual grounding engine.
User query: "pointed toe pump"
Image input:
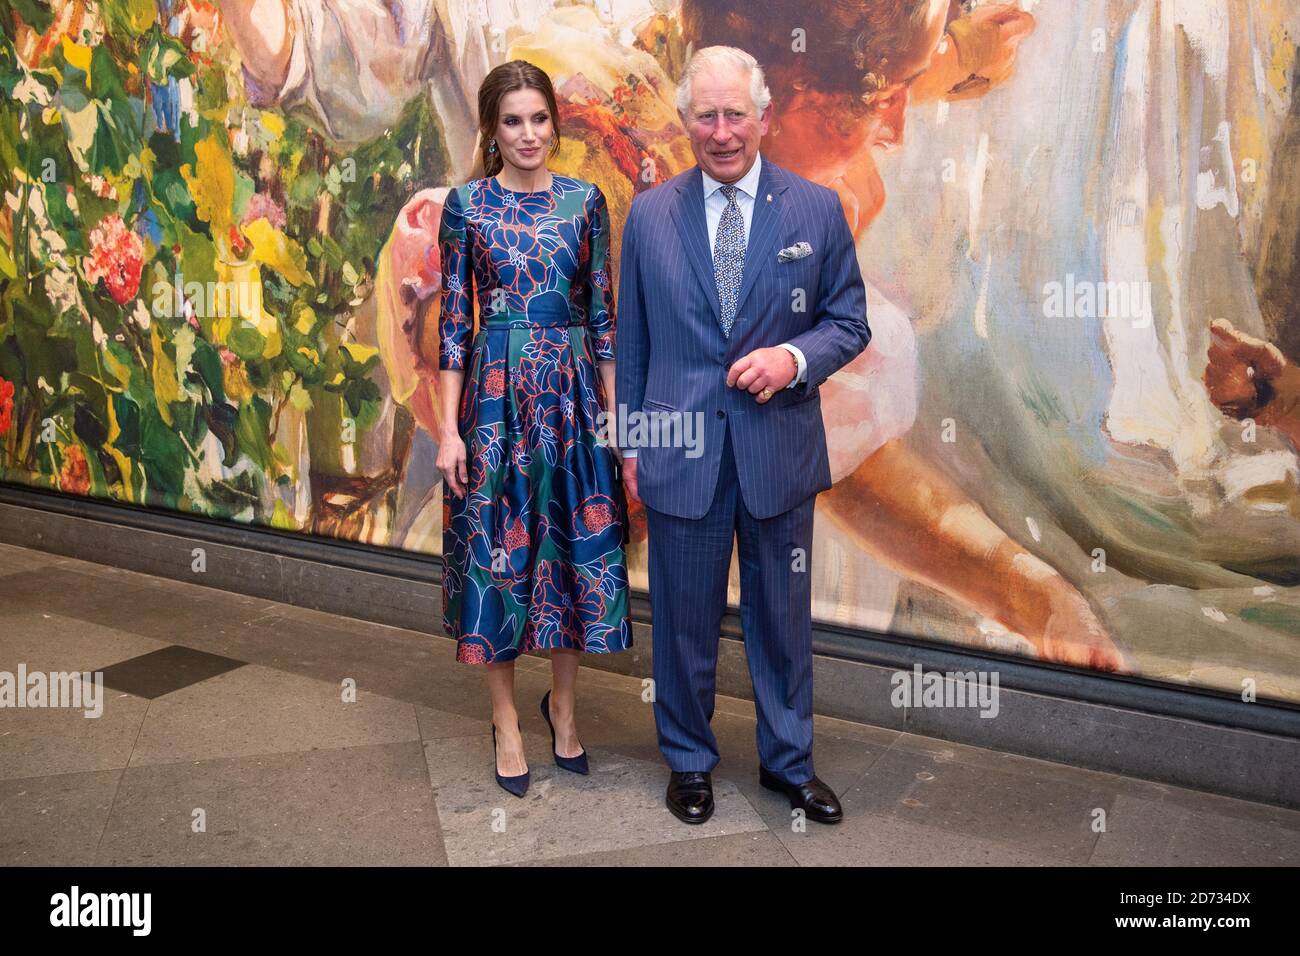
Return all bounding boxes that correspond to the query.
[541,690,589,775]
[491,724,530,798]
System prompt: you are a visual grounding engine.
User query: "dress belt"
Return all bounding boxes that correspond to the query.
[479,320,591,330]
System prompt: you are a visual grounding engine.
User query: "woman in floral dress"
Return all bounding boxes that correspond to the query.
[436,61,632,797]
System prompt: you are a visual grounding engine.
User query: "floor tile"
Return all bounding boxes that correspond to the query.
[93,741,446,866]
[98,645,247,699]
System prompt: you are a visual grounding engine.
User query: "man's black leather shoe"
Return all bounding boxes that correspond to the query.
[759,767,843,823]
[666,771,714,824]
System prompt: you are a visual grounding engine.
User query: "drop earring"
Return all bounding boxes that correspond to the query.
[488,138,497,153]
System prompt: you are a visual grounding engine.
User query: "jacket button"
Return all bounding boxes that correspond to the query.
[716,410,725,419]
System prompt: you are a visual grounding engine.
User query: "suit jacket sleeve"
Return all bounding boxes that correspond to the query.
[614,200,649,451]
[784,188,872,395]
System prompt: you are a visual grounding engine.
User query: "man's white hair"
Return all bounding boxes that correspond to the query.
[675,45,772,117]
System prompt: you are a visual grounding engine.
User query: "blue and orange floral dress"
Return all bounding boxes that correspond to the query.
[438,174,632,664]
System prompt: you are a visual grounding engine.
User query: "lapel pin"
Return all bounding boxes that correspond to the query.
[766,194,773,204]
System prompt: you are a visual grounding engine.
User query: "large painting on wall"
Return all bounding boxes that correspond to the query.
[3,0,1299,701]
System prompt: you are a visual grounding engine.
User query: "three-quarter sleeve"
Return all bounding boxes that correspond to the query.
[438,187,473,370]
[584,185,616,361]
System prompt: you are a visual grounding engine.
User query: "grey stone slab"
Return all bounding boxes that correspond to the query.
[422,732,768,866]
[1090,791,1300,866]
[0,610,170,673]
[129,664,420,766]
[0,541,75,576]
[794,744,1114,865]
[950,693,1300,810]
[806,653,1300,810]
[67,558,284,617]
[889,731,1135,790]
[275,556,442,632]
[0,567,276,657]
[98,645,247,699]
[515,830,798,867]
[416,703,492,740]
[775,812,1081,866]
[103,603,493,723]
[14,521,290,608]
[1151,777,1300,829]
[0,686,147,781]
[0,567,138,622]
[93,740,446,866]
[0,768,121,866]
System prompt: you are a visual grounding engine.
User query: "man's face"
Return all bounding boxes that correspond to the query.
[682,64,770,183]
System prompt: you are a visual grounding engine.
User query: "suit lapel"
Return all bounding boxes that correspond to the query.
[670,169,722,320]
[733,160,789,322]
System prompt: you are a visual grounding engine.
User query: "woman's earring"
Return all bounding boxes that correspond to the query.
[488,138,497,154]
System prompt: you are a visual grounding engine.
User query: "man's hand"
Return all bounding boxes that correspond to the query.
[727,347,798,403]
[622,457,639,503]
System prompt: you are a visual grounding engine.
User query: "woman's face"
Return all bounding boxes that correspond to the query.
[770,2,949,172]
[766,88,872,182]
[493,88,553,174]
[858,3,949,149]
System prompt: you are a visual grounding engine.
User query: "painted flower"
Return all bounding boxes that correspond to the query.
[228,224,248,256]
[0,376,14,434]
[59,444,90,495]
[83,214,145,305]
[242,192,286,230]
[82,173,118,200]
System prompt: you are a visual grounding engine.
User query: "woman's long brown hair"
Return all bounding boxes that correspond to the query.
[475,60,563,178]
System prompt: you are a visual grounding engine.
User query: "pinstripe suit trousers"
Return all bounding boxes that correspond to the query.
[645,424,816,783]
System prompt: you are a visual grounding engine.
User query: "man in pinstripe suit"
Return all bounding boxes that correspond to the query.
[615,46,872,825]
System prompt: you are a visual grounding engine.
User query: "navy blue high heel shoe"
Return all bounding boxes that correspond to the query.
[541,690,589,775]
[491,724,530,797]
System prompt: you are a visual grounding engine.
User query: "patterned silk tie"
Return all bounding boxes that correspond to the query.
[713,183,746,337]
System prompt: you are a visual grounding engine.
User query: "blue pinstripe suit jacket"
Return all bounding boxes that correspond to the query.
[615,159,872,520]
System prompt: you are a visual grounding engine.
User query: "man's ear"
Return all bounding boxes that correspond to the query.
[758,103,773,136]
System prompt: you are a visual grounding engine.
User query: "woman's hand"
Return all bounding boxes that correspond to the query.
[437,432,469,498]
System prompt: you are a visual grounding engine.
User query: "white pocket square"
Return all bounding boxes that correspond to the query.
[777,242,813,262]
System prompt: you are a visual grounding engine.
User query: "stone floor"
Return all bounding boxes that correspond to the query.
[1,540,1297,867]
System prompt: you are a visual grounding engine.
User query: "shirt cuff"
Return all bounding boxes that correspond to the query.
[778,343,807,388]
[620,448,638,458]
